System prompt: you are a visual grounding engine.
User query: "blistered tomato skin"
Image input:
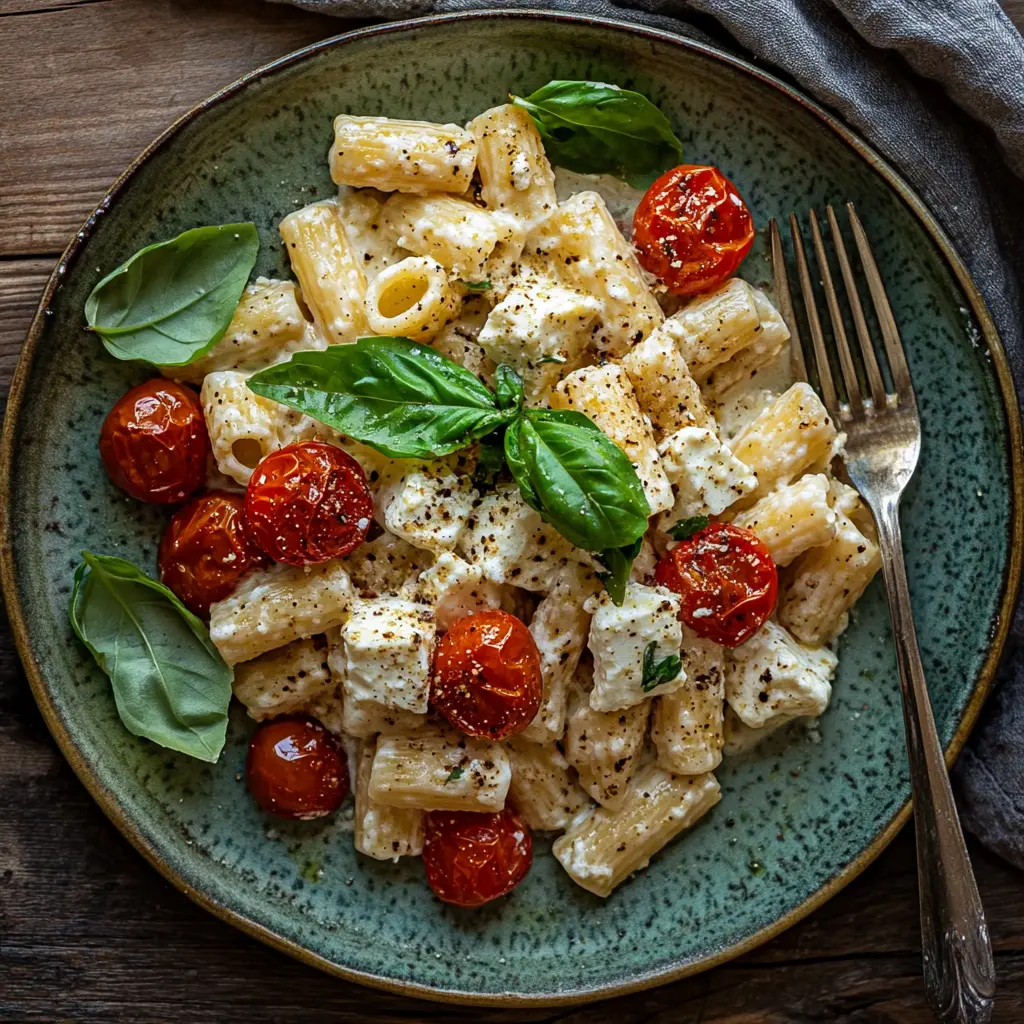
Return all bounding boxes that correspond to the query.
[244,441,374,565]
[655,523,777,648]
[245,717,348,820]
[423,808,533,907]
[633,165,755,297]
[158,491,269,616]
[431,610,542,740]
[99,379,209,503]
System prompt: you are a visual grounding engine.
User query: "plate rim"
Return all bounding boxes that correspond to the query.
[1,9,1021,1008]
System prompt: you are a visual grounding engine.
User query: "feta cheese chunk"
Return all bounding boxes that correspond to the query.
[340,596,435,713]
[477,283,600,404]
[658,425,758,519]
[585,581,684,711]
[457,487,582,593]
[381,469,478,553]
[724,620,836,730]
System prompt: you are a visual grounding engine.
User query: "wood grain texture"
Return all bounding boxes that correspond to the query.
[1,1,1023,1021]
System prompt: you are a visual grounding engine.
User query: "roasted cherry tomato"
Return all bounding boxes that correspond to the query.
[158,491,269,616]
[431,610,541,740]
[654,522,777,647]
[99,379,209,503]
[244,441,373,565]
[245,716,348,820]
[633,164,755,297]
[423,807,533,907]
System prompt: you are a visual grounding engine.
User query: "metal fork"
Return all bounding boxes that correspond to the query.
[770,205,996,1023]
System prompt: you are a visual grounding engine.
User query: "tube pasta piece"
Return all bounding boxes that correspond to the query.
[651,627,725,775]
[201,370,292,485]
[329,115,476,194]
[699,289,791,398]
[533,191,664,355]
[522,564,602,744]
[478,282,600,405]
[551,363,674,515]
[468,104,558,243]
[553,767,721,898]
[658,425,758,519]
[279,200,368,345]
[340,531,432,598]
[209,560,352,666]
[584,582,684,712]
[619,326,712,438]
[731,473,837,566]
[657,278,761,382]
[724,620,836,730]
[354,740,425,861]
[457,486,583,593]
[505,736,591,832]
[730,383,839,496]
[336,188,410,280]
[368,729,511,812]
[363,256,457,342]
[382,193,500,280]
[166,280,321,384]
[564,679,651,811]
[232,637,332,722]
[779,509,881,646]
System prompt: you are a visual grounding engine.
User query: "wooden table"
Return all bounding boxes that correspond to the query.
[2,2,1023,1020]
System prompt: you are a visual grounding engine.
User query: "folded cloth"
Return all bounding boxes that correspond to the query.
[273,0,1024,867]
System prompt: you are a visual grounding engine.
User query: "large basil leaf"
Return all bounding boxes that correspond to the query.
[85,223,259,366]
[504,408,650,552]
[248,338,514,460]
[512,80,683,189]
[69,553,232,762]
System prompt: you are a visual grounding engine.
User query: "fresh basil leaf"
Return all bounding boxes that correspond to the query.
[84,223,259,366]
[444,766,465,784]
[504,408,650,552]
[596,537,644,606]
[460,279,492,292]
[642,640,683,693]
[247,338,513,460]
[512,80,683,189]
[68,552,232,762]
[537,355,567,365]
[667,514,710,541]
[494,364,524,416]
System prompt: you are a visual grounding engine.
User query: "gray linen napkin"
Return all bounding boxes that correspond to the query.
[274,0,1024,868]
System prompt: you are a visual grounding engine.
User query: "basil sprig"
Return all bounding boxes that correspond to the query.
[249,339,651,601]
[69,553,233,762]
[512,80,684,189]
[85,223,259,367]
[504,409,650,553]
[642,640,683,693]
[248,339,514,460]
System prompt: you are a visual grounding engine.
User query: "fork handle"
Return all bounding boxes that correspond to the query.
[875,497,996,1022]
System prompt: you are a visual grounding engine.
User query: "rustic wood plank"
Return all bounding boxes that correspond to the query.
[0,0,344,256]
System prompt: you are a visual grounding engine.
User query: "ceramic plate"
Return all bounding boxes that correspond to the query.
[2,11,1020,1007]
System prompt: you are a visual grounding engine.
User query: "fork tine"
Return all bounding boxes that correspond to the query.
[808,208,863,415]
[788,212,840,417]
[847,203,915,404]
[826,205,887,409]
[769,218,808,383]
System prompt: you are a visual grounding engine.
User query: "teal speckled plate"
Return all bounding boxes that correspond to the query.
[1,11,1021,1007]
